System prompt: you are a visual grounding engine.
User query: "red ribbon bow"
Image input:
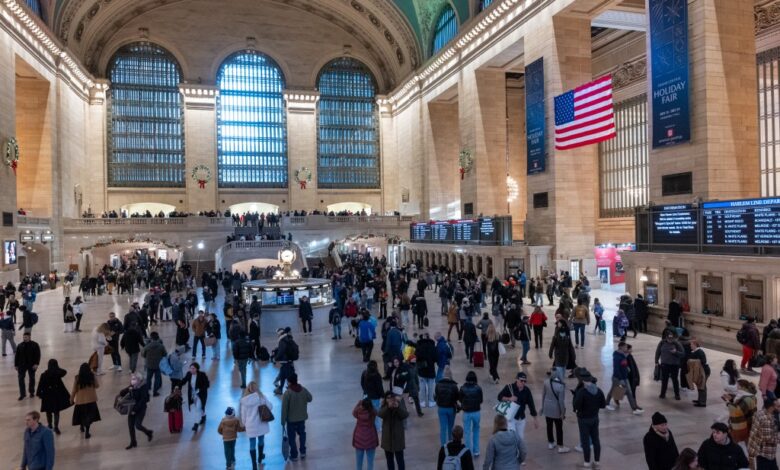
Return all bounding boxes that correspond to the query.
[197,179,206,189]
[299,180,307,189]
[459,167,465,180]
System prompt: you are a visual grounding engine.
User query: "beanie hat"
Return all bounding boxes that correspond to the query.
[225,407,234,416]
[651,412,667,425]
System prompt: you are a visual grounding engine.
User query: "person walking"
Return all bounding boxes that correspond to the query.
[517,315,532,365]
[218,407,244,470]
[0,314,16,356]
[232,331,252,388]
[106,311,124,371]
[571,302,589,348]
[497,372,538,440]
[549,320,574,378]
[73,296,84,332]
[35,359,71,435]
[573,370,606,469]
[378,390,409,470]
[688,339,711,407]
[671,448,700,470]
[434,332,453,382]
[353,398,379,470]
[483,414,526,469]
[643,412,679,470]
[329,306,343,340]
[655,332,686,400]
[437,425,474,470]
[748,395,780,470]
[459,371,483,457]
[207,313,221,360]
[166,345,186,392]
[70,363,100,438]
[298,296,313,335]
[142,331,167,396]
[191,310,209,360]
[434,366,459,447]
[485,324,501,384]
[606,342,644,414]
[282,373,313,461]
[738,317,761,372]
[542,368,570,453]
[697,422,749,470]
[529,306,547,349]
[726,379,758,445]
[15,332,41,400]
[20,411,55,470]
[358,313,376,362]
[90,323,111,375]
[273,327,298,395]
[592,299,604,334]
[182,362,210,431]
[415,333,437,408]
[119,373,154,449]
[120,322,145,374]
[239,382,272,469]
[62,297,75,333]
[164,386,184,433]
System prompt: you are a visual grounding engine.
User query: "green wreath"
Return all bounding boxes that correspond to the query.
[5,137,19,173]
[191,165,211,188]
[295,167,313,189]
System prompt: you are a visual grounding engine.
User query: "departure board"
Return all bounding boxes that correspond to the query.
[410,223,431,241]
[651,204,698,244]
[702,198,780,246]
[430,221,453,242]
[479,218,498,244]
[452,219,479,242]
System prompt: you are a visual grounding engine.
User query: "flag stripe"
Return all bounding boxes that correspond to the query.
[554,74,615,151]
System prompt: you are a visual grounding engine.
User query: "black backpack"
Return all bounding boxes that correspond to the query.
[286,338,300,361]
[258,346,270,362]
[736,328,748,345]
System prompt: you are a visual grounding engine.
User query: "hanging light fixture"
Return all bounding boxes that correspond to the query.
[506,175,519,203]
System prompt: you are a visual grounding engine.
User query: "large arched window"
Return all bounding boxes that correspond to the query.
[25,0,43,19]
[107,42,184,187]
[317,57,380,189]
[478,0,494,12]
[432,4,458,55]
[217,52,287,188]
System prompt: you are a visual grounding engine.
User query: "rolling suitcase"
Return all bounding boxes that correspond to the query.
[472,343,485,368]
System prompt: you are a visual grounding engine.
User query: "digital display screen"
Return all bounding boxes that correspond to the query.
[651,204,698,245]
[293,290,310,305]
[479,218,498,243]
[4,240,16,265]
[702,197,780,246]
[409,217,511,245]
[277,292,294,305]
[452,220,479,242]
[261,291,277,305]
[410,223,431,241]
[430,221,453,242]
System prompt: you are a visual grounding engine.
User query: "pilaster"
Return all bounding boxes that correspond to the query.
[180,84,218,212]
[283,90,319,211]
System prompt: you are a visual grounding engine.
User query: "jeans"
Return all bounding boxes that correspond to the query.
[332,323,342,339]
[573,323,585,347]
[463,411,480,455]
[420,377,435,405]
[577,417,601,463]
[521,341,530,362]
[546,417,563,445]
[384,450,405,470]
[192,336,206,357]
[436,365,446,382]
[1,330,16,355]
[438,406,455,446]
[276,362,295,391]
[379,303,387,319]
[17,367,35,397]
[237,359,248,388]
[286,421,307,459]
[606,377,639,409]
[660,364,681,398]
[110,341,122,366]
[534,293,543,306]
[128,353,139,373]
[465,342,474,362]
[146,367,162,394]
[211,342,220,359]
[223,440,236,467]
[355,448,376,470]
[371,399,382,432]
[757,456,779,470]
[447,322,462,342]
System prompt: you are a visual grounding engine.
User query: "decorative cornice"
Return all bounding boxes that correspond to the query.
[88,78,108,104]
[179,84,219,110]
[608,56,647,90]
[756,0,780,35]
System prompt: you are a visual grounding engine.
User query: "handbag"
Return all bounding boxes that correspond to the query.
[259,404,274,422]
[282,429,291,461]
[494,400,520,419]
[114,393,136,415]
[653,364,661,382]
[104,345,113,355]
[205,336,217,347]
[498,342,507,355]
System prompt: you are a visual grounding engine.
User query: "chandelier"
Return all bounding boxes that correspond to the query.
[506,175,519,203]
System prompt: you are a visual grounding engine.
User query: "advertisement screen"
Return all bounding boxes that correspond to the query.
[293,289,310,305]
[4,240,16,265]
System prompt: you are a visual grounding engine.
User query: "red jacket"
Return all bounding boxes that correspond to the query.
[529,311,547,327]
[352,404,379,450]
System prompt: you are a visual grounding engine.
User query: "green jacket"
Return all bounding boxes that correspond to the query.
[282,385,312,423]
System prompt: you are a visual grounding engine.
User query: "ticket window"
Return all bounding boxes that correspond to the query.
[669,273,690,311]
[641,270,659,305]
[701,275,723,316]
[739,279,764,322]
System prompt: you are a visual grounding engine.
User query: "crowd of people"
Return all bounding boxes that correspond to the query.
[8,251,780,470]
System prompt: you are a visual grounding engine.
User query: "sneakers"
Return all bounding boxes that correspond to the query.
[605,405,616,411]
[420,402,427,408]
[583,463,592,469]
[632,408,645,415]
[575,445,583,453]
[548,443,556,450]
[558,446,571,453]
[428,401,436,408]
[115,366,123,372]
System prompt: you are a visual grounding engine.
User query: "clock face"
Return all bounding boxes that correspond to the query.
[280,250,294,263]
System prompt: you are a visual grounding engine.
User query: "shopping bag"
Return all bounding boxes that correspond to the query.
[610,383,626,401]
[494,400,520,419]
[498,342,507,355]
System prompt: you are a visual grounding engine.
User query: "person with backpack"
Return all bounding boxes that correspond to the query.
[459,371,483,457]
[358,313,376,363]
[737,317,761,372]
[571,302,590,348]
[329,306,342,340]
[18,305,37,335]
[434,366,459,447]
[273,327,299,395]
[592,299,605,334]
[437,425,474,470]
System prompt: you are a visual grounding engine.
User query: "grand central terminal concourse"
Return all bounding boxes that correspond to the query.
[2,0,780,469]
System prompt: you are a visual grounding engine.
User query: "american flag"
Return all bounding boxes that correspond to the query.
[554,75,616,150]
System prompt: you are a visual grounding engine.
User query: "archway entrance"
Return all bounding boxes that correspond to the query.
[327,202,371,215]
[120,202,177,217]
[229,202,279,214]
[18,243,50,277]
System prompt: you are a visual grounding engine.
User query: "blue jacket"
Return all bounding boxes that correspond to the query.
[22,424,54,470]
[435,337,452,368]
[612,351,629,380]
[358,319,376,344]
[384,327,403,357]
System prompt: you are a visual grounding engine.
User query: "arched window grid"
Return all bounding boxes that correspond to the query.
[107,42,185,188]
[478,0,494,12]
[431,4,458,55]
[217,51,288,188]
[316,57,380,189]
[25,0,43,19]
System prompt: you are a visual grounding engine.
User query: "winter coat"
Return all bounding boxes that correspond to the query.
[463,322,478,345]
[727,389,758,443]
[120,328,144,355]
[483,430,526,469]
[549,333,573,368]
[459,382,483,413]
[378,402,409,452]
[352,404,379,450]
[415,338,437,379]
[182,371,210,409]
[434,378,460,408]
[218,416,245,441]
[361,370,385,400]
[36,368,72,413]
[406,363,420,395]
[239,392,272,438]
[281,384,312,423]
[541,376,566,419]
[191,316,208,337]
[298,301,313,320]
[142,339,167,369]
[435,337,452,368]
[643,427,679,470]
[573,382,606,419]
[655,339,685,366]
[697,436,749,470]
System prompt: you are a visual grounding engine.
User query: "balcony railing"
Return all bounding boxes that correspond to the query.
[63,217,233,228]
[281,215,415,228]
[17,216,51,227]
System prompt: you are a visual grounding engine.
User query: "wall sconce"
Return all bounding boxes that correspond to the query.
[738,285,749,293]
[701,281,711,289]
[668,276,676,285]
[639,274,648,282]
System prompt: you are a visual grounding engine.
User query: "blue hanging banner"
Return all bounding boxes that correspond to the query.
[649,0,690,148]
[525,58,546,174]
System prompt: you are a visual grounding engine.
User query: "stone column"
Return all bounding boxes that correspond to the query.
[427,101,461,219]
[87,80,109,214]
[524,14,597,265]
[378,96,396,214]
[284,91,319,211]
[459,68,508,216]
[649,0,758,203]
[180,85,218,212]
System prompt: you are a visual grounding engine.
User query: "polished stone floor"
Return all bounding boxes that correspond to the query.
[0,282,750,469]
